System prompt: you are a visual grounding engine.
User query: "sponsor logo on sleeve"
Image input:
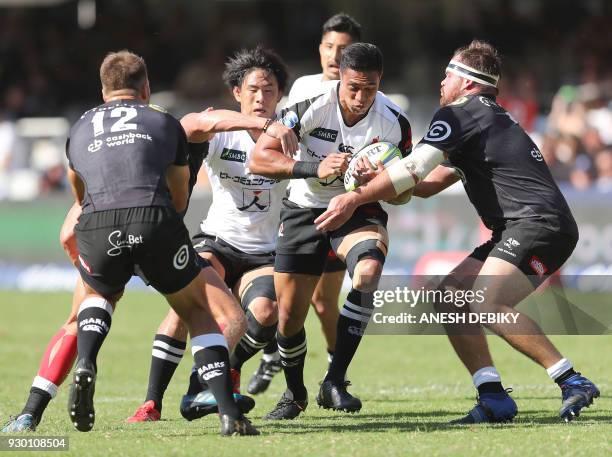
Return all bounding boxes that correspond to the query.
[423,120,451,142]
[282,111,299,128]
[530,148,544,162]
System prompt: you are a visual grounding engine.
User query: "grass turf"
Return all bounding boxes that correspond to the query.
[0,291,610,456]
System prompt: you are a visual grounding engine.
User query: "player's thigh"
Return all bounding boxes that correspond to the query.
[473,257,534,311]
[60,202,81,266]
[312,269,345,309]
[200,263,243,327]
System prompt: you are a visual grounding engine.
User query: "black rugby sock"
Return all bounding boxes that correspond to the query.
[144,334,186,412]
[325,289,373,383]
[555,368,577,385]
[76,297,113,371]
[192,335,240,418]
[277,328,308,400]
[263,338,278,355]
[186,369,204,395]
[21,388,52,424]
[230,311,276,371]
[477,382,505,395]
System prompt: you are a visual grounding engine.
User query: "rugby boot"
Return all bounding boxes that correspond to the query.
[126,400,161,423]
[558,373,600,422]
[180,389,255,421]
[263,390,308,420]
[67,360,96,432]
[316,380,362,413]
[219,414,260,436]
[247,358,282,395]
[451,389,517,424]
[1,414,36,433]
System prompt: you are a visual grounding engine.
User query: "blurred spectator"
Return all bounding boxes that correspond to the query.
[594,149,612,192]
[498,71,540,133]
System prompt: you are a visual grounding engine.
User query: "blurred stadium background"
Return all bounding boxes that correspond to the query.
[1,0,611,288]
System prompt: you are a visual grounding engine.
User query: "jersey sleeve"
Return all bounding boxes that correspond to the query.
[65,137,73,170]
[418,105,479,156]
[174,121,190,166]
[385,105,413,158]
[279,97,319,141]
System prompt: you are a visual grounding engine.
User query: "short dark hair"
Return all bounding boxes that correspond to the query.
[340,42,383,75]
[322,13,362,41]
[453,40,502,79]
[222,46,289,93]
[100,50,148,93]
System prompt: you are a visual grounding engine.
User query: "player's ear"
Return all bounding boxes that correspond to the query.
[232,85,242,103]
[141,79,151,102]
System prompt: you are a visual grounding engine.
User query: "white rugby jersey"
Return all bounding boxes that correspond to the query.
[281,83,412,208]
[287,73,337,105]
[199,130,287,253]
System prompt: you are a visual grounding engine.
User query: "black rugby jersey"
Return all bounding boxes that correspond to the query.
[419,94,577,235]
[66,99,188,213]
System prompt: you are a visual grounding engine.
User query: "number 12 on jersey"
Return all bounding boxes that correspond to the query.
[91,107,138,136]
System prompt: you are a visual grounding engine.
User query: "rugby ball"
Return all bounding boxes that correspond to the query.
[344,141,402,191]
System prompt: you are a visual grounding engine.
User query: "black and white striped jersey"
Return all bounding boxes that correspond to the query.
[280,83,412,208]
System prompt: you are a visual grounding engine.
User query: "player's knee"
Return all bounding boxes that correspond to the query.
[248,298,278,327]
[345,239,386,293]
[351,258,383,292]
[245,309,277,342]
[310,293,328,316]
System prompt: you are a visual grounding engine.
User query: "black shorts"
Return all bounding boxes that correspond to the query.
[323,249,346,273]
[75,206,201,296]
[275,198,388,275]
[191,232,275,290]
[469,220,578,286]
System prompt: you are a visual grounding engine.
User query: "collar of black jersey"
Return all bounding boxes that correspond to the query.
[336,81,375,128]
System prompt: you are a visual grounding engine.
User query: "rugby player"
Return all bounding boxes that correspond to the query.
[250,42,412,419]
[126,46,299,422]
[248,12,362,395]
[67,50,260,435]
[314,40,600,423]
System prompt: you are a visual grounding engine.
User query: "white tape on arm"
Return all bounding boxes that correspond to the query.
[387,143,446,195]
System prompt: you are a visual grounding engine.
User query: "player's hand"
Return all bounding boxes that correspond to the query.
[317,153,351,179]
[352,157,384,186]
[60,202,82,266]
[315,193,358,232]
[265,122,299,157]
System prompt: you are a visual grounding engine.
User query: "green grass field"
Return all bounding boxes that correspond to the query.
[0,291,610,456]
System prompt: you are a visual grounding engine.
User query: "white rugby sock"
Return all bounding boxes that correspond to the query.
[472,366,502,388]
[546,358,573,381]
